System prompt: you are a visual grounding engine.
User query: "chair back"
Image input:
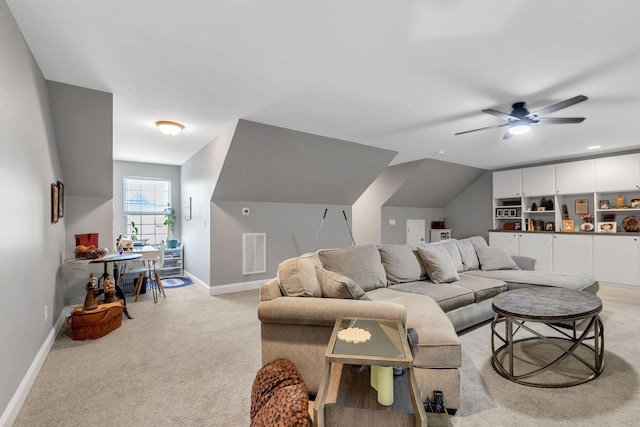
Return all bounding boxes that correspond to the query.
[157,245,166,268]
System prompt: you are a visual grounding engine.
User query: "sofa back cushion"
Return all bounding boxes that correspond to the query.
[456,239,480,271]
[476,246,519,271]
[277,257,322,297]
[418,240,464,273]
[377,244,427,285]
[316,267,370,300]
[416,245,460,284]
[318,244,387,291]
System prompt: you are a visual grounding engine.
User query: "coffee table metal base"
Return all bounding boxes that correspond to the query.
[491,314,604,388]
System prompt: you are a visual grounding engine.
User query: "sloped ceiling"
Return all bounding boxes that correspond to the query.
[212,120,397,205]
[383,158,485,208]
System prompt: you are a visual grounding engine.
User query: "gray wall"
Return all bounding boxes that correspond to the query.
[444,171,493,240]
[212,201,354,285]
[381,207,446,244]
[0,2,65,421]
[113,161,181,243]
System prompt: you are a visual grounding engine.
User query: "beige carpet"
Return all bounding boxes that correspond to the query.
[13,284,640,426]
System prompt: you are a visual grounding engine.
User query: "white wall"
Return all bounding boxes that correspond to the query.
[0,2,65,422]
[381,207,446,244]
[444,171,493,240]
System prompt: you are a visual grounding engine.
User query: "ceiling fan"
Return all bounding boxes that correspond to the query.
[455,95,588,139]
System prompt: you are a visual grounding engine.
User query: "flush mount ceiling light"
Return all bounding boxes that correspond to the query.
[155,120,184,136]
[508,121,530,135]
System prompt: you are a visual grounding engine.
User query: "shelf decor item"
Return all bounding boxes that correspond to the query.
[599,200,610,210]
[562,219,574,232]
[623,216,640,232]
[575,199,589,215]
[580,223,594,232]
[597,222,616,233]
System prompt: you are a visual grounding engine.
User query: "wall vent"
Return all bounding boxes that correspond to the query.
[243,233,266,275]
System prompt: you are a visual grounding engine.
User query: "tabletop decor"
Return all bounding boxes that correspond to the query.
[337,327,371,343]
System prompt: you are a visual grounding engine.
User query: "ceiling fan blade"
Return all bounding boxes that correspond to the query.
[455,122,509,135]
[535,117,586,125]
[527,95,588,118]
[482,108,519,121]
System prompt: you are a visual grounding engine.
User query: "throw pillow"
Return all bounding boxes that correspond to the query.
[418,240,464,273]
[476,246,520,271]
[377,244,427,284]
[456,239,480,271]
[318,244,387,291]
[316,267,370,300]
[416,245,460,284]
[277,257,322,297]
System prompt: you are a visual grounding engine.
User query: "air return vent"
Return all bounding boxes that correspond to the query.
[243,233,266,275]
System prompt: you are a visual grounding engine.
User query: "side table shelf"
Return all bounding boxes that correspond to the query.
[159,245,183,278]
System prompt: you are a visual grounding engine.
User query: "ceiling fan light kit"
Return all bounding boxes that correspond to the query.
[455,95,588,139]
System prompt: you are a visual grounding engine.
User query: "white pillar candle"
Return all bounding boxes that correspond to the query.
[371,365,394,406]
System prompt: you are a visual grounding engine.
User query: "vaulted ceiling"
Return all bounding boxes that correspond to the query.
[7,1,640,169]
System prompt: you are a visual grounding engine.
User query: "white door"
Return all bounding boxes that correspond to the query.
[406,220,425,245]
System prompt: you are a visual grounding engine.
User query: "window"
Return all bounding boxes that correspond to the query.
[123,176,171,245]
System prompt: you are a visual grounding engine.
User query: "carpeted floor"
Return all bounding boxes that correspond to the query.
[13,284,640,426]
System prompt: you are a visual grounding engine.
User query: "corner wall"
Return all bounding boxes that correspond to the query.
[0,2,65,423]
[444,171,493,240]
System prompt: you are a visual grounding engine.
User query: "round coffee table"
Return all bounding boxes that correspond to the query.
[491,287,604,388]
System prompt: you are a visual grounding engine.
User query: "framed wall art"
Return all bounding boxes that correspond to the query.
[57,181,64,218]
[575,199,589,215]
[51,183,59,223]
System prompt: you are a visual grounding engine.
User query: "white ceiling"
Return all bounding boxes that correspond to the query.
[7,1,640,169]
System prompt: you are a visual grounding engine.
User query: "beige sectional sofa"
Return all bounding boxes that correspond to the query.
[257,236,598,410]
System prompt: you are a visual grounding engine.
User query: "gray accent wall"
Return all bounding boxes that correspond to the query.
[211,202,354,285]
[0,2,65,422]
[381,207,446,244]
[212,119,397,204]
[444,171,493,240]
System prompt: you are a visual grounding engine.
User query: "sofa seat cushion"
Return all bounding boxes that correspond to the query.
[464,270,599,293]
[377,244,427,284]
[366,288,461,369]
[387,281,474,313]
[318,244,387,291]
[455,273,508,303]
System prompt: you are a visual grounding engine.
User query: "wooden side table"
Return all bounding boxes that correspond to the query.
[313,318,427,427]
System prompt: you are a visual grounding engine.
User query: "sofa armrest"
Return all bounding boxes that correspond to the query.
[512,255,536,271]
[258,297,407,327]
[260,278,282,301]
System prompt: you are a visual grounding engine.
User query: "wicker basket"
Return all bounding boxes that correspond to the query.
[69,301,124,340]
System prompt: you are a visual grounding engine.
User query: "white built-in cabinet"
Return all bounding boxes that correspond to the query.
[594,153,640,192]
[592,235,640,287]
[491,152,640,287]
[488,232,552,271]
[521,165,555,197]
[492,169,522,198]
[551,234,593,277]
[555,159,595,195]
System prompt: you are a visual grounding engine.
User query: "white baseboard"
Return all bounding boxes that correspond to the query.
[182,271,209,290]
[209,279,266,295]
[0,306,71,427]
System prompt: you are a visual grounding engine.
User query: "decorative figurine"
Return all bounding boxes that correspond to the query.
[83,274,99,311]
[531,203,537,212]
[546,198,554,210]
[539,198,547,210]
[562,204,569,219]
[104,275,116,303]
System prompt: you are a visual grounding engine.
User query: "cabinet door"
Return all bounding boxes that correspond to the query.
[489,232,519,256]
[552,234,593,276]
[555,160,595,194]
[521,165,555,197]
[518,233,552,272]
[493,170,522,198]
[592,235,640,287]
[594,154,640,192]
